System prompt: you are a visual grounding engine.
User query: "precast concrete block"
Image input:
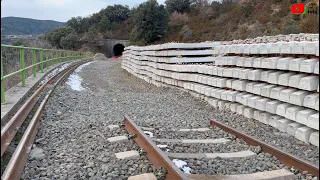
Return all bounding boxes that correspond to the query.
[289,58,306,72]
[216,78,227,88]
[268,71,283,84]
[260,85,277,98]
[278,72,296,86]
[300,59,318,73]
[280,42,293,54]
[266,100,282,114]
[206,66,214,75]
[287,122,304,136]
[261,70,276,82]
[210,78,218,87]
[226,79,234,89]
[218,100,226,109]
[269,115,283,128]
[236,105,245,115]
[285,106,305,121]
[253,110,262,121]
[266,57,281,69]
[233,80,248,91]
[223,68,234,78]
[210,88,219,97]
[227,91,239,102]
[250,44,260,54]
[260,58,269,68]
[252,57,263,68]
[276,119,294,132]
[220,90,229,100]
[290,91,311,106]
[279,88,297,103]
[214,89,224,99]
[240,94,254,106]
[291,42,305,54]
[307,113,319,130]
[304,41,318,55]
[295,126,316,143]
[276,103,294,117]
[256,98,272,111]
[239,69,252,79]
[246,82,260,93]
[228,56,237,65]
[289,74,308,88]
[316,97,319,111]
[206,77,214,86]
[205,87,213,96]
[244,107,254,119]
[247,69,263,81]
[309,132,319,147]
[298,76,319,91]
[248,96,262,108]
[212,67,218,76]
[253,83,268,95]
[269,42,281,54]
[314,61,319,74]
[244,57,254,67]
[277,57,293,70]
[236,57,245,67]
[232,68,242,78]
[235,92,247,103]
[217,67,225,77]
[260,112,272,125]
[230,103,239,112]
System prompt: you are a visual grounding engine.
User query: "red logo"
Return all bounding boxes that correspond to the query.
[290,3,305,14]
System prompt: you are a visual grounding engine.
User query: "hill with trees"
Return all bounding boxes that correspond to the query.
[39,0,319,52]
[1,17,65,35]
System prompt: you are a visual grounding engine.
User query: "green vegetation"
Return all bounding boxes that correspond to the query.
[41,0,319,52]
[1,17,65,35]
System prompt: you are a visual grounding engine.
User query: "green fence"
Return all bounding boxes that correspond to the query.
[1,44,84,104]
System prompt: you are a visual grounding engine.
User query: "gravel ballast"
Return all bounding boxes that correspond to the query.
[21,56,319,179]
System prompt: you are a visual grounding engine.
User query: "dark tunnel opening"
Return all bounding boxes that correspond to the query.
[113,44,125,57]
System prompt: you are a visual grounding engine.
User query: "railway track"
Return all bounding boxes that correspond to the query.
[1,60,89,179]
[121,116,319,180]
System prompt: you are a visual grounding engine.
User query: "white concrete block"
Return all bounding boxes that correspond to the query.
[269,42,281,54]
[280,42,293,54]
[250,44,260,54]
[256,98,272,111]
[285,106,305,121]
[246,82,260,93]
[277,57,293,70]
[244,57,254,67]
[212,67,218,76]
[236,57,245,67]
[289,58,306,72]
[309,132,319,147]
[288,74,308,88]
[266,57,281,69]
[276,119,294,132]
[268,71,283,84]
[298,76,319,91]
[260,85,277,98]
[235,92,247,103]
[270,87,287,100]
[216,78,227,88]
[221,91,229,100]
[205,87,213,96]
[253,110,262,121]
[239,69,251,79]
[226,79,234,89]
[115,151,140,159]
[232,68,242,78]
[214,89,224,99]
[279,88,297,103]
[247,69,263,81]
[232,80,247,91]
[248,96,262,108]
[253,83,268,95]
[244,108,254,119]
[260,112,272,125]
[237,105,245,115]
[278,72,296,86]
[269,115,284,128]
[227,91,239,102]
[223,68,234,77]
[290,91,311,106]
[314,62,319,74]
[300,59,318,73]
[230,103,238,112]
[291,42,304,54]
[296,109,317,125]
[307,113,319,130]
[217,67,224,77]
[261,70,276,82]
[304,41,318,55]
[228,56,237,65]
[240,94,254,106]
[252,57,263,68]
[287,122,304,136]
[260,58,269,68]
[266,100,282,114]
[295,126,316,143]
[276,103,294,117]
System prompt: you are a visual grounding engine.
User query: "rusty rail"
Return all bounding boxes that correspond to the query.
[210,120,319,177]
[1,61,87,180]
[123,115,189,180]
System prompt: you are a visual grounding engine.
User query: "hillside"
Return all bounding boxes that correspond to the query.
[1,17,65,35]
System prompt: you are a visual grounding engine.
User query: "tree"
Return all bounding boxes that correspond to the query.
[165,0,191,13]
[60,32,80,50]
[130,0,169,43]
[282,19,301,35]
[43,26,76,49]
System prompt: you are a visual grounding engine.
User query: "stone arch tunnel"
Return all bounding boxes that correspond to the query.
[103,39,130,58]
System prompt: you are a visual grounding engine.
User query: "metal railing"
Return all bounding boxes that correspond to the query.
[1,44,84,104]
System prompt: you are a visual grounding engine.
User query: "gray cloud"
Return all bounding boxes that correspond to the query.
[1,0,166,22]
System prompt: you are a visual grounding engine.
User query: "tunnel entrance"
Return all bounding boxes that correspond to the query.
[113,44,125,57]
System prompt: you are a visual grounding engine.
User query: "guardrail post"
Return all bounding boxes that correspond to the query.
[20,48,26,87]
[32,48,36,77]
[51,50,53,66]
[46,50,49,69]
[1,51,5,104]
[40,49,44,73]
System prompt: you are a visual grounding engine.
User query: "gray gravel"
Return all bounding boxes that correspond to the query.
[20,56,319,179]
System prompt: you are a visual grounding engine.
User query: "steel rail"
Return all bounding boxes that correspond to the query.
[210,120,319,177]
[1,62,86,180]
[123,115,189,180]
[1,63,78,157]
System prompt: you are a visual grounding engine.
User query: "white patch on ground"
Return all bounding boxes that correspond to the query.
[143,131,154,137]
[157,144,168,148]
[172,159,192,174]
[39,62,73,85]
[66,62,93,91]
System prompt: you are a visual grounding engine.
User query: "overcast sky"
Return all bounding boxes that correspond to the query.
[1,0,166,22]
